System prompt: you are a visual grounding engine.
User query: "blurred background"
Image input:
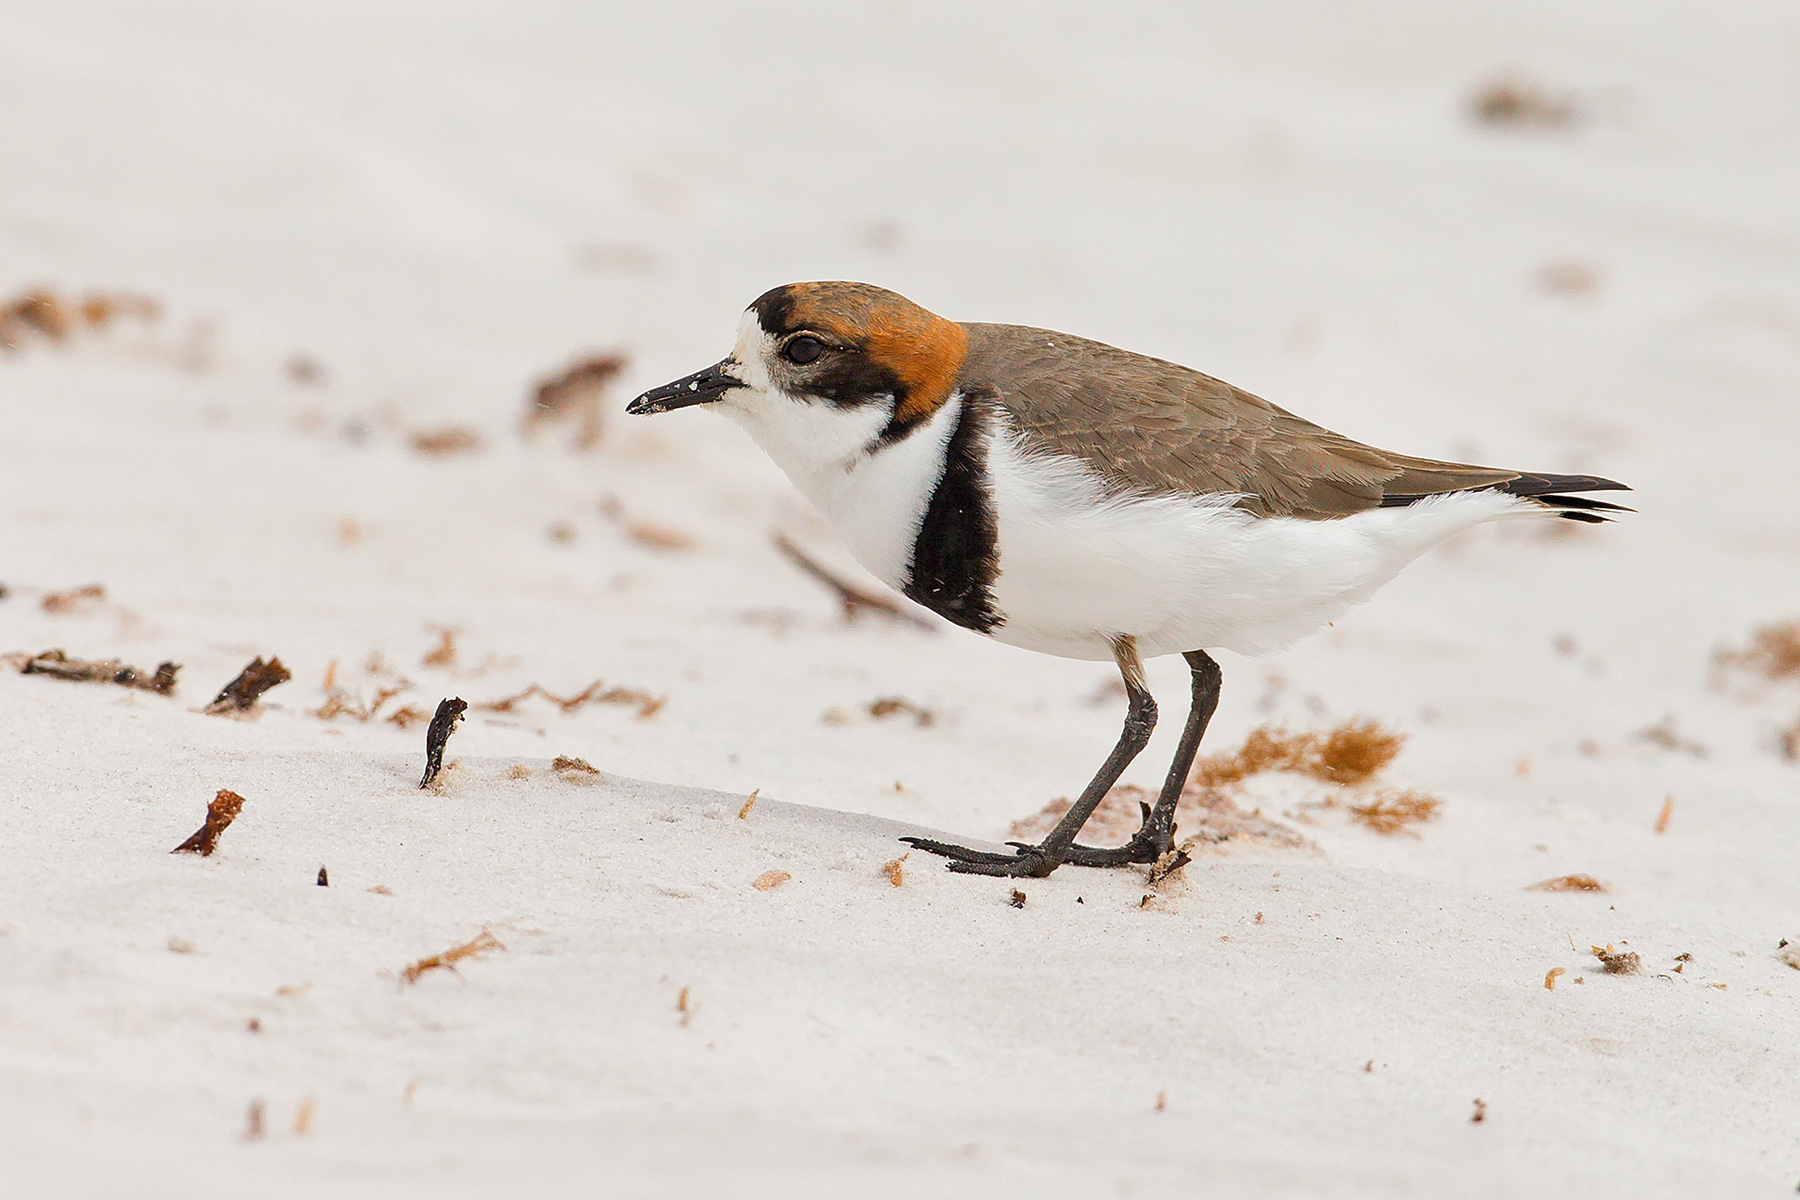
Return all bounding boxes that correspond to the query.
[3,0,1798,838]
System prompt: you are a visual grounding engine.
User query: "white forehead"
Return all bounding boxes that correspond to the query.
[730,309,775,391]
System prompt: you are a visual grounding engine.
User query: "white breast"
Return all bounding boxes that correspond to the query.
[721,391,960,589]
[982,422,1535,661]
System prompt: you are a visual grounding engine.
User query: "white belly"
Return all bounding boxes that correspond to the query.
[982,430,1533,661]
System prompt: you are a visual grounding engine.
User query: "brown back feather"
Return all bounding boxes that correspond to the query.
[960,323,1517,519]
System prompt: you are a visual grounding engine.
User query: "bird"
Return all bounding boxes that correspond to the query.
[627,281,1629,878]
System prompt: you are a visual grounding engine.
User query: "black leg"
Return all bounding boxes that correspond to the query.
[1060,649,1222,867]
[903,636,1158,878]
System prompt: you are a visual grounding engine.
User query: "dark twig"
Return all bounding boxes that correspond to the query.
[206,656,292,714]
[21,648,178,695]
[771,532,934,630]
[173,789,247,856]
[419,698,468,788]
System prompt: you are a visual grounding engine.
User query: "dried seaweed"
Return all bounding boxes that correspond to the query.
[418,698,467,789]
[524,352,627,450]
[1470,77,1578,128]
[1191,719,1404,788]
[400,928,505,985]
[421,627,457,668]
[552,755,602,780]
[1634,715,1707,757]
[1716,622,1800,682]
[867,697,935,726]
[0,287,159,353]
[883,854,907,887]
[21,648,179,695]
[474,680,664,720]
[172,789,247,856]
[41,583,107,613]
[1009,889,1027,909]
[1011,781,1313,852]
[752,870,792,892]
[206,656,291,714]
[772,532,935,629]
[737,789,759,819]
[1655,796,1675,833]
[315,683,407,721]
[1591,944,1641,975]
[408,427,485,457]
[1346,789,1442,836]
[1528,874,1606,893]
[1544,967,1566,990]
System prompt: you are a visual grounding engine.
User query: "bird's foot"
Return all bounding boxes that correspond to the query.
[899,836,1062,878]
[1061,801,1174,867]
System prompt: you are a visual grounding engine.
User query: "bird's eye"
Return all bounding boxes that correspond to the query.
[783,336,825,365]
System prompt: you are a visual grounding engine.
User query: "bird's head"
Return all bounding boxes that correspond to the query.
[627,283,968,457]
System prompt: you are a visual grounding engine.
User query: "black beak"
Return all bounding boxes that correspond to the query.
[626,359,743,415]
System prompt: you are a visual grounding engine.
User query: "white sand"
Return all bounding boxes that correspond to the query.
[4,2,1800,1194]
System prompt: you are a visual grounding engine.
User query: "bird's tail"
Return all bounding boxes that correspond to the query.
[1491,473,1632,524]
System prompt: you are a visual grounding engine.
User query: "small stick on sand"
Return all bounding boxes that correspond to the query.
[419,698,468,788]
[206,656,292,714]
[22,649,179,695]
[772,532,934,629]
[1655,796,1674,833]
[737,789,759,820]
[172,789,247,856]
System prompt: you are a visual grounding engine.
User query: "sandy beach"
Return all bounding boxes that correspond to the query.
[4,2,1800,1194]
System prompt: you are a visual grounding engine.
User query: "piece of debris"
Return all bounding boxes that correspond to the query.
[0,287,159,353]
[385,704,432,729]
[867,696,936,726]
[1346,789,1442,836]
[883,854,908,887]
[677,985,693,1026]
[41,583,106,613]
[1591,944,1642,975]
[475,680,665,720]
[241,1099,265,1142]
[1154,1091,1167,1113]
[737,789,759,819]
[1544,967,1566,990]
[247,1017,261,1033]
[314,664,408,722]
[20,649,179,695]
[1634,715,1707,757]
[1470,1098,1488,1125]
[399,928,505,985]
[524,352,627,450]
[1672,952,1692,974]
[1715,622,1800,683]
[1778,945,1800,971]
[408,426,485,457]
[1527,874,1606,893]
[506,764,533,780]
[1009,889,1027,909]
[1655,796,1675,833]
[1470,76,1578,128]
[752,870,792,892]
[316,867,328,887]
[1537,261,1601,297]
[205,656,291,714]
[772,531,935,629]
[367,885,393,896]
[551,755,602,781]
[1146,847,1192,887]
[293,1098,315,1136]
[1191,719,1404,788]
[286,355,325,385]
[626,521,695,552]
[172,789,247,856]
[421,627,457,668]
[418,698,468,789]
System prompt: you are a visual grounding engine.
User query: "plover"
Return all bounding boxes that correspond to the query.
[628,282,1628,878]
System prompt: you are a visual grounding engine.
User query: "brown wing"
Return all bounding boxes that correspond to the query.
[960,322,1520,520]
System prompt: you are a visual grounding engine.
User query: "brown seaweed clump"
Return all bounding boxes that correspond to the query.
[172,789,247,856]
[1191,719,1404,788]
